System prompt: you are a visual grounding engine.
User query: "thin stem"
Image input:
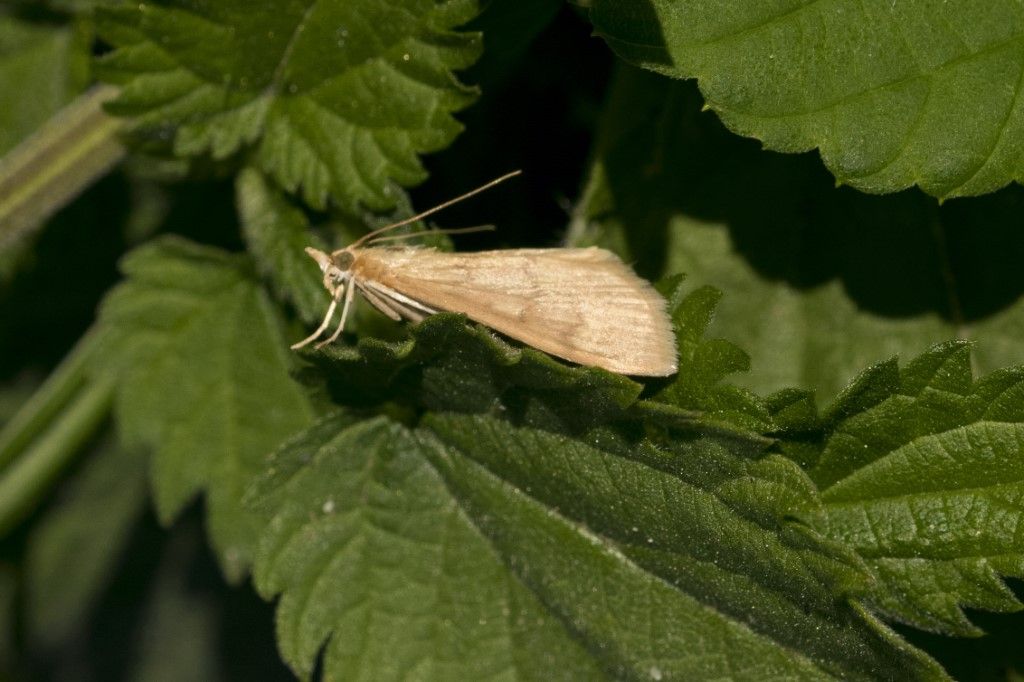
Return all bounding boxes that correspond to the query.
[0,375,114,536]
[0,84,125,254]
[0,329,100,472]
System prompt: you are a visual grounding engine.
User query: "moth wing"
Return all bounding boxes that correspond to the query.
[356,247,677,376]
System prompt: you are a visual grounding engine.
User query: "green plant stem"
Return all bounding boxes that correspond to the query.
[0,84,125,253]
[0,330,99,472]
[0,375,114,536]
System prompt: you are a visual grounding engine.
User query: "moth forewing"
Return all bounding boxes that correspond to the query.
[349,247,677,376]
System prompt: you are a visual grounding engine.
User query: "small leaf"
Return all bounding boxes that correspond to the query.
[589,1,1024,199]
[235,167,325,324]
[92,236,314,580]
[249,414,607,681]
[25,436,147,649]
[95,0,482,210]
[649,278,772,432]
[798,342,1024,636]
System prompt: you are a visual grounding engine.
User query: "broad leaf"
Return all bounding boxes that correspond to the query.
[247,408,946,680]
[789,342,1024,636]
[95,0,481,210]
[92,236,314,580]
[249,414,607,681]
[25,436,147,648]
[589,1,1024,199]
[576,64,1024,398]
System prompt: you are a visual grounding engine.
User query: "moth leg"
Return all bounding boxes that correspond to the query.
[362,282,426,322]
[366,281,436,316]
[291,285,343,350]
[380,295,427,323]
[316,281,356,349]
[356,282,402,321]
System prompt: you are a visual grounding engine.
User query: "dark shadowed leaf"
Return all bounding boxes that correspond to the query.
[575,64,1024,399]
[589,1,1024,199]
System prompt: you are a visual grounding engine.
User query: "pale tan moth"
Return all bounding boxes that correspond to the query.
[292,171,678,376]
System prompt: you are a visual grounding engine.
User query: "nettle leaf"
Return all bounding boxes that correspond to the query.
[246,408,946,680]
[576,64,1024,399]
[92,236,314,581]
[94,0,481,210]
[589,2,1024,199]
[789,341,1024,636]
[249,414,608,681]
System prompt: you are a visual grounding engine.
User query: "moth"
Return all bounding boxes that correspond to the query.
[293,172,678,377]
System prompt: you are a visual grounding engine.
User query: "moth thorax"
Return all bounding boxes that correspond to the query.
[333,251,355,270]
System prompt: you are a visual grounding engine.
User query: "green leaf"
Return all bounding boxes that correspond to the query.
[249,413,607,681]
[92,236,314,581]
[24,436,147,649]
[424,413,948,681]
[235,167,326,325]
[589,1,1024,199]
[792,342,1024,636]
[248,406,945,680]
[575,64,1024,399]
[95,0,482,210]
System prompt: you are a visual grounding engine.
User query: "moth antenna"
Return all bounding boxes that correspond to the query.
[351,170,521,248]
[365,224,496,246]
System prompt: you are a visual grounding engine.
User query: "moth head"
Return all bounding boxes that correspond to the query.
[304,247,351,293]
